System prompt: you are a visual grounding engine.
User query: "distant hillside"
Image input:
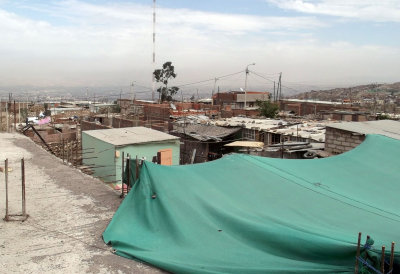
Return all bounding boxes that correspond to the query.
[289,82,400,101]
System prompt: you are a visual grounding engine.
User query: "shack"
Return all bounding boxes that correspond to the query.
[82,127,180,188]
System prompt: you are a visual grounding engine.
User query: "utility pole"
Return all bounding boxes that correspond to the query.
[212,78,218,106]
[6,101,9,133]
[277,72,282,101]
[244,63,255,109]
[349,87,352,105]
[93,93,96,113]
[273,81,276,102]
[131,82,135,101]
[14,100,16,132]
[152,0,156,102]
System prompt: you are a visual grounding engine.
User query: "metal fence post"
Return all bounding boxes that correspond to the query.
[21,158,26,217]
[4,159,9,221]
[121,151,125,198]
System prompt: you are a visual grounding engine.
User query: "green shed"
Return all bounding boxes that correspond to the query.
[82,127,180,188]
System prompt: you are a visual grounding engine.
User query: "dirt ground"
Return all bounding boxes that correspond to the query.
[0,133,162,273]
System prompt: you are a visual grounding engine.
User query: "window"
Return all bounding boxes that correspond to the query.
[243,128,255,140]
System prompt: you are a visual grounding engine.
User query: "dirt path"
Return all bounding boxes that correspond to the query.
[0,133,162,273]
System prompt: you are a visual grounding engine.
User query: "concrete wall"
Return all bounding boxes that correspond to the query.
[325,127,365,154]
[236,93,269,103]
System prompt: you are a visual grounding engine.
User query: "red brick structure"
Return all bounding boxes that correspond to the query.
[280,99,360,116]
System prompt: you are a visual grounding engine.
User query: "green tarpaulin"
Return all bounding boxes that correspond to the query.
[103,134,400,273]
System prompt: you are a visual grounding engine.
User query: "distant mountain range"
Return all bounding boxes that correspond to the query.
[288,82,400,101]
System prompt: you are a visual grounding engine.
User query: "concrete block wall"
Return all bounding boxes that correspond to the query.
[325,127,365,154]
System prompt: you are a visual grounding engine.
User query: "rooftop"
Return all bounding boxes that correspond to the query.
[213,117,287,130]
[173,124,241,141]
[327,120,400,140]
[283,99,351,105]
[83,126,179,146]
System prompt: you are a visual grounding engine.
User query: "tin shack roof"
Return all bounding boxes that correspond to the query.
[326,120,400,140]
[83,126,179,146]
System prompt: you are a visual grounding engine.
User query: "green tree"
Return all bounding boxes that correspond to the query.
[256,100,279,118]
[153,61,179,102]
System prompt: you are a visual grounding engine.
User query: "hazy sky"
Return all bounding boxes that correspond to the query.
[0,0,399,96]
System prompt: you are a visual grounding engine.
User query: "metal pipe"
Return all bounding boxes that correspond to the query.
[121,151,125,198]
[4,159,9,221]
[21,158,26,217]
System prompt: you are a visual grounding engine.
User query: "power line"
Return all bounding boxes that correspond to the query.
[175,70,245,88]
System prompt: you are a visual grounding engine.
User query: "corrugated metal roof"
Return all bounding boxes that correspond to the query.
[326,120,400,140]
[173,124,241,141]
[83,127,179,146]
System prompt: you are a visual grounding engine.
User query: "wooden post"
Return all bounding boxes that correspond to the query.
[4,159,9,221]
[121,151,124,198]
[0,99,2,131]
[127,154,131,192]
[21,158,26,217]
[380,245,385,274]
[354,232,361,274]
[14,100,16,132]
[389,242,395,273]
[135,155,139,181]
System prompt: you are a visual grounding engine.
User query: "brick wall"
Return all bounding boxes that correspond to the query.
[112,117,137,128]
[81,120,112,131]
[30,130,77,143]
[232,109,260,117]
[280,100,360,116]
[325,127,365,154]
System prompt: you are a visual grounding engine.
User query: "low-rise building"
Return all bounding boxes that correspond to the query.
[325,120,400,154]
[82,127,180,188]
[213,91,270,109]
[171,124,241,164]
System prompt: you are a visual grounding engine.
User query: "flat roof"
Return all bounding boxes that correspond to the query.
[83,126,179,146]
[326,120,400,140]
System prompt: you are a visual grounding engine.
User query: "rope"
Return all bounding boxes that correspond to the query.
[356,256,381,274]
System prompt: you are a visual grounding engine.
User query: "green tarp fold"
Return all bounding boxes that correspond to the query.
[103,135,400,273]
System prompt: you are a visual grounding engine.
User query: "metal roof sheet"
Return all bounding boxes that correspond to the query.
[173,124,241,141]
[83,127,179,146]
[326,120,400,140]
[225,141,264,148]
